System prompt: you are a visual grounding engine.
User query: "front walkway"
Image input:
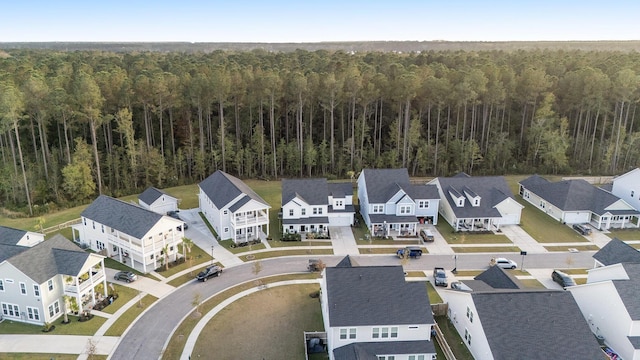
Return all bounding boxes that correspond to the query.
[499,225,547,253]
[0,334,118,356]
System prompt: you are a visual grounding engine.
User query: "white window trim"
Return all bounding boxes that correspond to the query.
[26,306,40,321]
[0,279,4,292]
[47,279,54,291]
[33,284,40,297]
[19,282,27,295]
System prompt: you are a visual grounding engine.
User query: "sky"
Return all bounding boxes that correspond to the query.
[2,0,639,43]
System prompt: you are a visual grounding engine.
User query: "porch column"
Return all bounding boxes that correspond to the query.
[266,209,270,236]
[101,259,108,297]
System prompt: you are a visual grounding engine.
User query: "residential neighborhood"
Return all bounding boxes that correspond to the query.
[1,168,640,359]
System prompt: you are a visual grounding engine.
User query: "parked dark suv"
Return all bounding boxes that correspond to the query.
[167,210,189,230]
[572,224,591,235]
[397,246,423,259]
[114,271,137,283]
[196,265,223,282]
[552,270,576,288]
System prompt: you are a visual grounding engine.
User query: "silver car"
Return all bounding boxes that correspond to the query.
[493,257,517,269]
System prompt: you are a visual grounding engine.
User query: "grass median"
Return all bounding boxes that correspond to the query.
[104,294,158,336]
[451,246,521,253]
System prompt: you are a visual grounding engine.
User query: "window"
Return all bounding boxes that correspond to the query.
[301,209,306,215]
[390,327,398,338]
[289,209,294,216]
[540,201,546,209]
[372,204,384,213]
[632,190,635,198]
[27,307,40,321]
[474,199,479,206]
[378,357,395,360]
[0,280,4,291]
[464,328,471,345]
[349,328,356,339]
[458,198,464,206]
[19,282,26,295]
[399,205,411,214]
[92,221,95,229]
[223,210,228,215]
[48,301,60,317]
[381,327,389,338]
[224,227,229,233]
[33,285,40,297]
[418,200,430,209]
[101,225,104,233]
[2,303,19,318]
[47,279,54,291]
[467,307,474,322]
[372,328,379,338]
[340,328,347,340]
[83,218,86,226]
[409,356,416,360]
[96,241,105,251]
[335,200,343,207]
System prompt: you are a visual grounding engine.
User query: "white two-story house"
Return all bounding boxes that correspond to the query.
[610,168,640,212]
[320,256,436,360]
[429,173,523,232]
[0,225,44,247]
[73,195,185,273]
[199,170,270,243]
[138,187,179,215]
[568,261,640,360]
[0,234,106,325]
[281,178,354,235]
[358,168,439,237]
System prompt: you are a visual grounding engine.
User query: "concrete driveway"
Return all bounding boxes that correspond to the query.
[105,268,174,299]
[329,226,359,255]
[500,225,547,253]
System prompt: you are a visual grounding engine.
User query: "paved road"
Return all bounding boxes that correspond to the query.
[109,251,597,360]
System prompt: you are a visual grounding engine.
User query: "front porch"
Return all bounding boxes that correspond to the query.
[453,217,500,232]
[63,260,108,312]
[232,224,269,244]
[592,213,640,230]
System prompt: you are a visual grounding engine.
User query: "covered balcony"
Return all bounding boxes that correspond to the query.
[231,209,269,228]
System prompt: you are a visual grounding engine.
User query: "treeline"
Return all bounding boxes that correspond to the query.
[0,49,639,215]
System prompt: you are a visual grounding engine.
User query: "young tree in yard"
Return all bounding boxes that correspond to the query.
[162,245,170,271]
[252,260,263,288]
[182,237,194,274]
[0,81,32,215]
[192,292,202,316]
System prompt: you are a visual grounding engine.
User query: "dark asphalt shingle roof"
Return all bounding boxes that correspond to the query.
[333,341,436,360]
[521,177,639,216]
[628,336,640,349]
[361,168,438,204]
[0,244,29,262]
[199,170,269,210]
[518,174,549,189]
[282,178,329,206]
[369,214,418,224]
[282,217,329,225]
[437,175,518,219]
[328,182,353,198]
[613,263,640,321]
[335,255,358,268]
[7,234,93,284]
[0,225,28,246]
[138,187,173,205]
[325,264,433,327]
[593,238,640,266]
[474,266,523,289]
[472,291,605,360]
[81,195,164,239]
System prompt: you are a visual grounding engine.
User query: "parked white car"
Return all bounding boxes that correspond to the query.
[491,257,517,269]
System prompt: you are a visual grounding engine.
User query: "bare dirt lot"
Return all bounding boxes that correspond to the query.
[191,283,324,359]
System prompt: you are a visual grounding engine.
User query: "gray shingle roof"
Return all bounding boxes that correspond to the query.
[0,244,29,262]
[361,168,439,204]
[613,263,640,321]
[81,195,164,239]
[437,175,517,219]
[325,264,433,327]
[522,177,639,215]
[282,217,329,225]
[138,187,173,205]
[333,341,436,360]
[7,234,93,284]
[369,214,418,224]
[335,255,358,268]
[593,238,640,266]
[0,225,27,245]
[328,182,353,198]
[518,174,549,189]
[199,170,269,210]
[628,336,640,349]
[471,291,604,360]
[282,178,329,206]
[474,266,523,289]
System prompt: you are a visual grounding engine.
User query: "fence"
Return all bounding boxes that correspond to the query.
[43,218,82,234]
[431,303,448,317]
[434,322,457,360]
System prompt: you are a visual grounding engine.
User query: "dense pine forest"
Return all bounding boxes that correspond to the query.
[0,48,639,216]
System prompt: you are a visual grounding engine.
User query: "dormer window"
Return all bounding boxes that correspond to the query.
[457,198,464,207]
[632,190,635,198]
[474,199,479,206]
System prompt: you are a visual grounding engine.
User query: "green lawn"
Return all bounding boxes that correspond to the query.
[435,222,512,244]
[405,271,427,277]
[101,284,139,314]
[104,294,158,336]
[607,229,640,241]
[0,314,106,335]
[519,279,546,288]
[427,281,443,304]
[154,244,213,278]
[451,246,521,253]
[243,179,283,241]
[435,316,474,360]
[161,273,319,360]
[451,270,482,277]
[556,268,588,275]
[269,240,331,247]
[242,248,334,261]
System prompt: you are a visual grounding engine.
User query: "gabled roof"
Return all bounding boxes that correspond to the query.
[325,260,433,327]
[81,195,165,239]
[593,238,640,266]
[138,187,174,205]
[0,225,28,246]
[335,255,358,267]
[472,290,604,359]
[6,234,95,284]
[361,168,438,204]
[612,263,640,320]
[282,178,329,206]
[521,177,639,215]
[333,341,436,360]
[199,170,269,210]
[0,244,29,263]
[518,174,549,189]
[437,175,518,218]
[474,265,523,289]
[328,182,353,198]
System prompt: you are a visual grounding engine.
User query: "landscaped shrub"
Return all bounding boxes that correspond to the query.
[282,232,302,241]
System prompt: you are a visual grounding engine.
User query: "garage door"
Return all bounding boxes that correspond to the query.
[329,214,353,226]
[500,214,520,225]
[564,212,590,224]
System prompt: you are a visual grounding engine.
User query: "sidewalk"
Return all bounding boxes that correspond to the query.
[0,334,118,356]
